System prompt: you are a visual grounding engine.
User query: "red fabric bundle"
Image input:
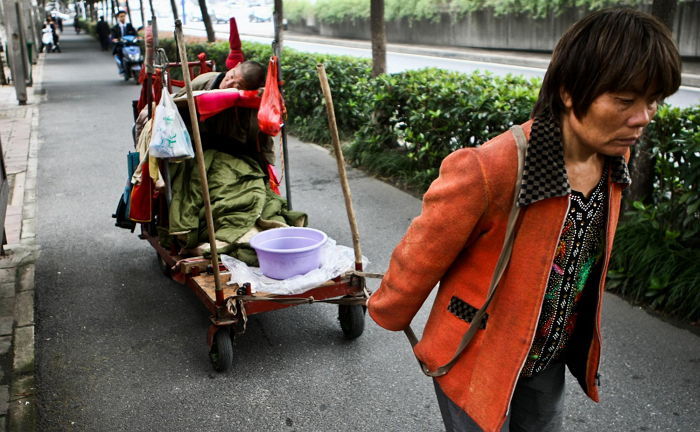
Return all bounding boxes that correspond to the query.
[128,160,154,223]
[195,90,261,121]
[257,56,286,137]
[226,17,245,70]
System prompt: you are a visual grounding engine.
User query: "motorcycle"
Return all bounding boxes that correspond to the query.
[114,35,143,83]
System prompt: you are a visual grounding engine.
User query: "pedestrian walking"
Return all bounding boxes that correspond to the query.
[74,16,81,34]
[367,8,681,432]
[96,16,111,51]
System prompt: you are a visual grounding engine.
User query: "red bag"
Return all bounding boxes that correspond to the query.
[257,56,286,137]
[128,159,154,223]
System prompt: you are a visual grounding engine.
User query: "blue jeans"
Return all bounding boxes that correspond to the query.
[434,361,565,432]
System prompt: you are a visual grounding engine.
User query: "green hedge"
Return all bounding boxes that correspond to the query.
[286,0,648,22]
[607,105,700,321]
[108,36,699,321]
[348,68,539,191]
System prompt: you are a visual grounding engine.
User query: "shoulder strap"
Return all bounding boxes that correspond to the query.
[404,125,529,377]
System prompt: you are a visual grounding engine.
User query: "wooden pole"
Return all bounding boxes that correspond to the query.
[316,64,362,270]
[174,20,224,304]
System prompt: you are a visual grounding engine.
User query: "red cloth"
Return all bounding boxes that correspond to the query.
[194,90,261,121]
[225,17,245,70]
[128,160,154,223]
[267,164,281,195]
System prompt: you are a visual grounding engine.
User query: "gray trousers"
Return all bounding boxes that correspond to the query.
[434,361,565,432]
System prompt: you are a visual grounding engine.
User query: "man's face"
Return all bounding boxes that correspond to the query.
[117,13,126,24]
[220,65,245,90]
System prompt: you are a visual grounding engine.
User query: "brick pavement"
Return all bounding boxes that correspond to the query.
[0,52,42,432]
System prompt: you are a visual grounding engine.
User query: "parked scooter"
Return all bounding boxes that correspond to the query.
[114,35,143,82]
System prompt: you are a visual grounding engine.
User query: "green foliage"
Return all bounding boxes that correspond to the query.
[608,105,700,321]
[286,0,650,23]
[314,0,370,23]
[348,68,539,191]
[285,0,316,22]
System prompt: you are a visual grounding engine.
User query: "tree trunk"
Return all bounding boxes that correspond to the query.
[370,0,386,77]
[139,0,145,27]
[651,0,677,30]
[169,0,179,20]
[125,0,133,24]
[273,0,283,53]
[627,0,679,206]
[198,0,215,42]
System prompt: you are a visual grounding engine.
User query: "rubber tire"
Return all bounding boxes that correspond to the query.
[338,303,366,339]
[132,69,140,84]
[124,68,130,81]
[209,327,233,373]
[156,252,171,277]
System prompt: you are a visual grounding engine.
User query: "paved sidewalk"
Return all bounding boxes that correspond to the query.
[0,54,43,431]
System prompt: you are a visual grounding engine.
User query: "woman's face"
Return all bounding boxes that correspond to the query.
[560,88,659,157]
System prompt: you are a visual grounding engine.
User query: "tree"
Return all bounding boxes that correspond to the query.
[198,0,215,42]
[651,0,677,30]
[628,0,678,206]
[370,0,386,77]
[169,0,179,20]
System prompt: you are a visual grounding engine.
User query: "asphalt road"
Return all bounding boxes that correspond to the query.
[34,31,700,431]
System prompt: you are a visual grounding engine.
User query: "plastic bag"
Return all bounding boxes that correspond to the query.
[148,89,194,159]
[257,56,286,137]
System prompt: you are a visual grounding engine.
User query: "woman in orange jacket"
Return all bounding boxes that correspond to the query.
[367,8,681,432]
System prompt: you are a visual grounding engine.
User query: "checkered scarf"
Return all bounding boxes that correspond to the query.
[517,111,631,207]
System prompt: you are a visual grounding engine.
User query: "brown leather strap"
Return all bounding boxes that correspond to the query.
[405,125,529,377]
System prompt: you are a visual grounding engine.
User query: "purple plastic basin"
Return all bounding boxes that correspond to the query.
[249,227,328,280]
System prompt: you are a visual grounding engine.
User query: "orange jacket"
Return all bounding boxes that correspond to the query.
[368,121,626,432]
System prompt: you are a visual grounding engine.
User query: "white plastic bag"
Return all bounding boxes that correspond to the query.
[148,89,194,159]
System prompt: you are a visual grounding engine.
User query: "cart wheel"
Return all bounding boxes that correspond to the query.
[338,303,366,339]
[209,327,233,372]
[156,252,171,277]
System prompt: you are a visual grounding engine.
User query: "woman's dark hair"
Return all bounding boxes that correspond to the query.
[532,8,681,119]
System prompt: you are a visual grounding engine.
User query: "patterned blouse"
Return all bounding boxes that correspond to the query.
[521,165,609,377]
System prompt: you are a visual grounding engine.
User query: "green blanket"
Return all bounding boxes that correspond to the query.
[168,150,306,264]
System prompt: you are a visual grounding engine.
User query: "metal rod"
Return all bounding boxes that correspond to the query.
[281,125,292,210]
[316,64,363,270]
[174,20,225,305]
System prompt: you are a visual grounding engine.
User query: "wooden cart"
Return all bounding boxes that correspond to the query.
[130,20,369,372]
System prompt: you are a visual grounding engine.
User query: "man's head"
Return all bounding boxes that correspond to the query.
[99,16,104,21]
[219,61,265,90]
[116,10,127,24]
[533,8,681,120]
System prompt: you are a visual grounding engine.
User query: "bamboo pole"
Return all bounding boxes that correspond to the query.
[316,64,362,270]
[174,20,224,304]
